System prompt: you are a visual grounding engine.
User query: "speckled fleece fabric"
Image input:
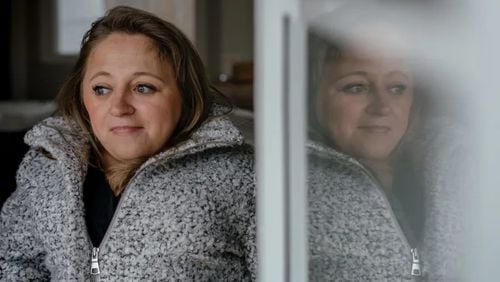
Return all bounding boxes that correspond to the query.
[0,108,256,281]
[307,121,467,281]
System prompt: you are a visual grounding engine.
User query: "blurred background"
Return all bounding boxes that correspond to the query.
[5,0,254,103]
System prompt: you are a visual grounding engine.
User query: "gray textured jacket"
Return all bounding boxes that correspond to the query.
[0,111,256,281]
[308,122,466,281]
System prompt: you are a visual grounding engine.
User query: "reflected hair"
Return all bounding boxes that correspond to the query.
[306,32,343,145]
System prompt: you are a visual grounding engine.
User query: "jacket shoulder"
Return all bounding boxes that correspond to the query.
[15,147,64,193]
[192,143,255,165]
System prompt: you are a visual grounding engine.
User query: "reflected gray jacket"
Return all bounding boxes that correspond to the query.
[0,110,256,281]
[308,122,466,281]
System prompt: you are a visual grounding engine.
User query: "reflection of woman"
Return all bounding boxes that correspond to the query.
[0,6,256,281]
[307,25,465,281]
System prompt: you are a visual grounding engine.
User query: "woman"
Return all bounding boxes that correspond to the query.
[307,12,466,281]
[0,6,256,281]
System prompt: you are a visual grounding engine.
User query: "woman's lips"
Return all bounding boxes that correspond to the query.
[110,126,143,135]
[358,125,391,133]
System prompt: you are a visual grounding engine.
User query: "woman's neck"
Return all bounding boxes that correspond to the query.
[99,152,145,196]
[362,159,394,194]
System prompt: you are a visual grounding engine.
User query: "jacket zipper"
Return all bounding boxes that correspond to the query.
[86,171,136,281]
[350,158,423,278]
[90,247,100,281]
[411,248,422,276]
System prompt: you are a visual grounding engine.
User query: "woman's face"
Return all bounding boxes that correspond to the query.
[82,33,182,166]
[317,47,414,162]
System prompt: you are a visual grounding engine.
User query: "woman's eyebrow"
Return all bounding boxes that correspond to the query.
[89,71,111,81]
[335,71,368,80]
[386,70,411,80]
[132,72,166,83]
[88,71,167,83]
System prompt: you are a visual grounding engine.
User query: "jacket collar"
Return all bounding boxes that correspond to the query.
[140,105,244,168]
[307,140,365,168]
[24,104,244,168]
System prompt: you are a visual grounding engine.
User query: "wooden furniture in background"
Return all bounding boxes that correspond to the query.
[214,82,253,111]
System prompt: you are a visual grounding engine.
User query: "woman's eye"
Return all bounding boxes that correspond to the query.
[135,84,155,94]
[92,86,110,96]
[342,83,368,94]
[388,84,407,95]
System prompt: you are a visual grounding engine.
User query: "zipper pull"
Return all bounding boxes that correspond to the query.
[411,248,422,276]
[90,247,100,276]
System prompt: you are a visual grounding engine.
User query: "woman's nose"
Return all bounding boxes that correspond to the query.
[109,91,134,116]
[366,88,391,116]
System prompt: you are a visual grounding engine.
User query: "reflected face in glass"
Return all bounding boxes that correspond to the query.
[318,49,414,162]
[82,33,182,167]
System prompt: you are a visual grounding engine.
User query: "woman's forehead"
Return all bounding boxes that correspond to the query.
[325,48,413,80]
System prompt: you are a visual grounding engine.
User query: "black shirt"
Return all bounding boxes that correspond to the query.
[389,156,425,247]
[83,165,121,247]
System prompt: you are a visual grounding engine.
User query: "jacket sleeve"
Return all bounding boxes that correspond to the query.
[0,161,50,281]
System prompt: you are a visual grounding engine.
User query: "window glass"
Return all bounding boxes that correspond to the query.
[305,1,471,280]
[56,0,105,55]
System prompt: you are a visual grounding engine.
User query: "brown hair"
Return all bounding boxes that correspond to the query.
[55,6,228,194]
